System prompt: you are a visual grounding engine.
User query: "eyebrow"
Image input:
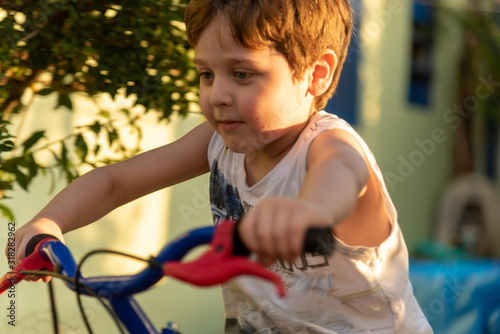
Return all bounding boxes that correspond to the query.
[192,58,206,66]
[193,55,262,67]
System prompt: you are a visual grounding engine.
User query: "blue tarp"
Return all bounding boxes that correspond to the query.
[410,259,500,334]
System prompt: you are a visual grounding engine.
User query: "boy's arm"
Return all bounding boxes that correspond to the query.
[9,122,214,264]
[240,128,390,262]
[300,128,369,231]
[301,128,393,245]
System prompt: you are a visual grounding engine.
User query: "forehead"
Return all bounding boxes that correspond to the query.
[197,16,234,50]
[193,16,277,63]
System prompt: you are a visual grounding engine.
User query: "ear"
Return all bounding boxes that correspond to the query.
[307,49,337,97]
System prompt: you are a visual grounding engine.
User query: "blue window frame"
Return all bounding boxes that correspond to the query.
[325,0,361,126]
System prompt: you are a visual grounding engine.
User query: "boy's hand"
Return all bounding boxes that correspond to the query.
[239,198,332,264]
[5,219,64,283]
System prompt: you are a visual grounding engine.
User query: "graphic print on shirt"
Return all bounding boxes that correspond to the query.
[210,160,248,224]
[210,160,332,271]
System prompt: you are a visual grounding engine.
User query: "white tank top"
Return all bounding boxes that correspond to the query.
[208,111,432,333]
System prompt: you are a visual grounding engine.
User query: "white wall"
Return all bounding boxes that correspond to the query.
[355,0,500,252]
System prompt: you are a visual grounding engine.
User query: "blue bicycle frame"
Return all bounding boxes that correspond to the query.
[39,226,214,334]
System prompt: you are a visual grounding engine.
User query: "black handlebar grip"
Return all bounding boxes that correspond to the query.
[25,234,60,257]
[232,225,251,257]
[232,223,334,257]
[303,227,334,256]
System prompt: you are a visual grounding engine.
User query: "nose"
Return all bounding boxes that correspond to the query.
[209,77,233,108]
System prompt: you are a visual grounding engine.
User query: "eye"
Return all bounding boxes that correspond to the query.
[234,71,250,80]
[199,71,214,81]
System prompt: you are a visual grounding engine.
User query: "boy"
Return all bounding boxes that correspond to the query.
[9,0,432,332]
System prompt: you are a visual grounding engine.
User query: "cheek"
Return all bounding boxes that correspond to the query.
[198,90,212,116]
[250,90,299,128]
[237,91,262,119]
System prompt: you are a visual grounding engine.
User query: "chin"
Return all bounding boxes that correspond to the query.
[224,143,255,154]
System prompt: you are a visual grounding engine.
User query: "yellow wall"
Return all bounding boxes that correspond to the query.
[355,0,500,252]
[1,93,224,333]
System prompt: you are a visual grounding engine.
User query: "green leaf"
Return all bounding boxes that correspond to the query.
[119,108,130,116]
[82,46,98,54]
[12,167,28,190]
[0,203,14,221]
[22,130,45,152]
[0,140,15,152]
[94,144,101,156]
[90,121,101,134]
[60,142,69,169]
[57,93,73,110]
[0,181,13,191]
[107,129,118,147]
[98,110,111,118]
[75,134,88,162]
[0,132,13,140]
[37,88,54,96]
[26,153,38,179]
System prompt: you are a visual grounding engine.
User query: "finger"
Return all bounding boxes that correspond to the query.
[272,207,291,260]
[24,275,43,282]
[239,210,260,254]
[16,238,29,265]
[254,205,277,260]
[289,220,305,258]
[287,212,307,261]
[256,254,275,266]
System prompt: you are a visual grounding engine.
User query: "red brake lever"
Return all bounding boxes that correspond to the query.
[0,238,55,295]
[163,220,286,297]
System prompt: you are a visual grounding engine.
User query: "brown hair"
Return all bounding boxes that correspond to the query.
[185,0,353,110]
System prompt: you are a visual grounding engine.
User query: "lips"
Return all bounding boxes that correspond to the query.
[218,120,243,131]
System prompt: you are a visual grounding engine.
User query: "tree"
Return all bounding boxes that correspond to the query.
[0,0,199,219]
[447,3,500,178]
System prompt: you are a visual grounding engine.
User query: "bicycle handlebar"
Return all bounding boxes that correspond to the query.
[1,225,215,298]
[1,221,334,299]
[1,221,334,334]
[24,233,61,258]
[231,221,334,257]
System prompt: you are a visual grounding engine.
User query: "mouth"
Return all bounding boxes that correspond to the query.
[218,120,243,132]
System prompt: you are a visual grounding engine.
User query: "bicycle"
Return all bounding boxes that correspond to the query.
[1,220,333,334]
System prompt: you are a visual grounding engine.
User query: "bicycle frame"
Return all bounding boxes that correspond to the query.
[18,226,214,334]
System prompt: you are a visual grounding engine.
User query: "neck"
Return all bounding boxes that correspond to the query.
[244,119,311,186]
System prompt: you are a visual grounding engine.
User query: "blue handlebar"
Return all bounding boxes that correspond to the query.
[40,226,215,298]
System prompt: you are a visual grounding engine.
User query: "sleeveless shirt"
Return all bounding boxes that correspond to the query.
[207,111,432,333]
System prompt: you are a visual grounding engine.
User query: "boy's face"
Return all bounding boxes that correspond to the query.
[193,17,316,155]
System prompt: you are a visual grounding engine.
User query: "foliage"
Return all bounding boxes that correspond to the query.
[0,0,199,219]
[453,5,500,122]
[442,4,500,178]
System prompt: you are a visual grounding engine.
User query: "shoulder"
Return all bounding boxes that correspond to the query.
[306,112,364,157]
[307,118,369,180]
[301,112,364,162]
